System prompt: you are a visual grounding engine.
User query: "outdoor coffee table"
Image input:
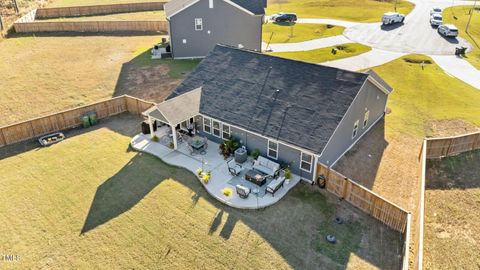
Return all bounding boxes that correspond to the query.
[245,169,266,186]
[189,136,205,150]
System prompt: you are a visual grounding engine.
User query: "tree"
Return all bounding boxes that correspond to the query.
[0,14,3,31]
[12,0,19,14]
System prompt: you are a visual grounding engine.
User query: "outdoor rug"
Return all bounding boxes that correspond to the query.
[227,173,273,198]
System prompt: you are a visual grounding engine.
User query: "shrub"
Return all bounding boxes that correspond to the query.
[403,57,432,64]
[151,135,159,142]
[223,188,233,197]
[197,168,203,177]
[169,142,174,149]
[250,149,260,160]
[284,168,292,179]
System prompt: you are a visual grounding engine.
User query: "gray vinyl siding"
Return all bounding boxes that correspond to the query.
[195,116,314,180]
[168,0,262,58]
[319,81,388,166]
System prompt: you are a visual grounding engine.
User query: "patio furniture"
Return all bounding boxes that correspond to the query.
[266,176,285,196]
[227,158,242,176]
[236,184,250,199]
[200,141,208,155]
[189,136,205,150]
[245,169,267,186]
[253,156,280,177]
[234,147,247,164]
[187,144,196,155]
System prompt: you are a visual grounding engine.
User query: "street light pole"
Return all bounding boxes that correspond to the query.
[466,0,478,33]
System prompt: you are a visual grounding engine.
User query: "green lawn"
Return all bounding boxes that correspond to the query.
[266,0,415,22]
[443,6,480,69]
[268,43,371,63]
[372,55,480,138]
[37,10,166,21]
[48,0,166,8]
[0,114,402,269]
[0,35,198,126]
[263,22,344,43]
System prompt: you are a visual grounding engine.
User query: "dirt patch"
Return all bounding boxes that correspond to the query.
[426,119,480,138]
[114,63,182,102]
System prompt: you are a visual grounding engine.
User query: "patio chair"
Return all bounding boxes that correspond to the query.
[236,184,250,199]
[266,176,286,196]
[200,141,208,155]
[227,158,242,176]
[187,144,196,156]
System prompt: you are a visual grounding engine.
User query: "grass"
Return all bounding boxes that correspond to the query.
[266,0,415,22]
[0,34,198,126]
[36,10,166,21]
[443,6,480,69]
[424,149,480,269]
[372,54,480,138]
[48,0,166,8]
[263,22,344,43]
[268,43,371,63]
[0,114,403,269]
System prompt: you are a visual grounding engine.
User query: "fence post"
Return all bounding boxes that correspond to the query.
[342,178,349,199]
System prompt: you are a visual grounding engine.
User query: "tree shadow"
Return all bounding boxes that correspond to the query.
[6,31,164,39]
[425,149,480,190]
[333,119,389,190]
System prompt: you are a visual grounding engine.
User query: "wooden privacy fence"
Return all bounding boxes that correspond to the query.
[14,20,167,33]
[35,2,166,18]
[425,131,480,158]
[317,164,410,233]
[0,95,154,148]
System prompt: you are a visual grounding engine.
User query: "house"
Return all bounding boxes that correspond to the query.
[145,45,392,182]
[163,0,266,59]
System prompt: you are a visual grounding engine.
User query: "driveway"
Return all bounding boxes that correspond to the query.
[343,0,473,55]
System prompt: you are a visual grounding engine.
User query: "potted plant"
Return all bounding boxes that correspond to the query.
[284,167,292,184]
[169,142,174,149]
[250,148,260,160]
[222,187,233,197]
[151,135,159,142]
[197,168,203,177]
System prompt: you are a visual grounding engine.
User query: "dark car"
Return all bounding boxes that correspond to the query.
[274,13,297,23]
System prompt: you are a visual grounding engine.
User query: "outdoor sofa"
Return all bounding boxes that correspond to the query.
[266,176,285,196]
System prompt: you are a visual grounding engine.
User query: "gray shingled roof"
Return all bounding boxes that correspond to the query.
[165,0,265,17]
[168,45,371,154]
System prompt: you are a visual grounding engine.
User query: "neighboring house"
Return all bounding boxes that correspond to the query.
[146,45,392,182]
[164,0,266,59]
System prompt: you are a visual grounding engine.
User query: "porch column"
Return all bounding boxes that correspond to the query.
[148,115,155,139]
[312,155,319,184]
[171,124,178,150]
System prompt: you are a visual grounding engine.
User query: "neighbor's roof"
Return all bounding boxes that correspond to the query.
[149,87,201,125]
[365,69,393,93]
[164,0,265,17]
[167,45,375,154]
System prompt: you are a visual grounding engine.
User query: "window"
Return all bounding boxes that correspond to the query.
[203,117,211,134]
[300,152,313,173]
[352,120,359,138]
[267,140,278,159]
[209,0,213,8]
[222,124,230,139]
[212,120,221,137]
[363,111,370,128]
[194,18,203,31]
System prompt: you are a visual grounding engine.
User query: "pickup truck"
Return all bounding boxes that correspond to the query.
[382,12,405,25]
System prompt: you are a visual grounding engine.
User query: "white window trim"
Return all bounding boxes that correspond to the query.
[363,110,370,128]
[352,120,359,139]
[203,117,211,134]
[300,152,313,173]
[194,18,203,31]
[209,0,213,8]
[222,124,230,140]
[267,140,278,160]
[212,120,221,138]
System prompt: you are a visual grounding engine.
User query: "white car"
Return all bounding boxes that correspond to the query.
[430,14,443,26]
[430,7,442,15]
[438,24,459,37]
[382,12,405,25]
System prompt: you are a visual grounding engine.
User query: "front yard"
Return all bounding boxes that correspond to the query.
[0,114,403,269]
[424,149,480,269]
[263,23,344,43]
[266,0,414,22]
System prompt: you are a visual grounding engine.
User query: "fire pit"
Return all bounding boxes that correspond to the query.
[39,132,65,146]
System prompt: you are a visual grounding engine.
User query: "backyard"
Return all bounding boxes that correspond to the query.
[424,149,480,269]
[443,6,480,69]
[0,34,198,126]
[266,0,414,22]
[0,114,403,269]
[263,22,344,43]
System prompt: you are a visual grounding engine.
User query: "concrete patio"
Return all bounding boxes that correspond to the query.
[131,127,301,209]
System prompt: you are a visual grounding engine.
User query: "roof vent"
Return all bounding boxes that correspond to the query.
[276,89,280,93]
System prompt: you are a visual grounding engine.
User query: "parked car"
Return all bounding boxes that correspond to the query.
[382,12,405,25]
[430,7,442,15]
[430,14,443,26]
[273,13,297,23]
[438,24,459,37]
